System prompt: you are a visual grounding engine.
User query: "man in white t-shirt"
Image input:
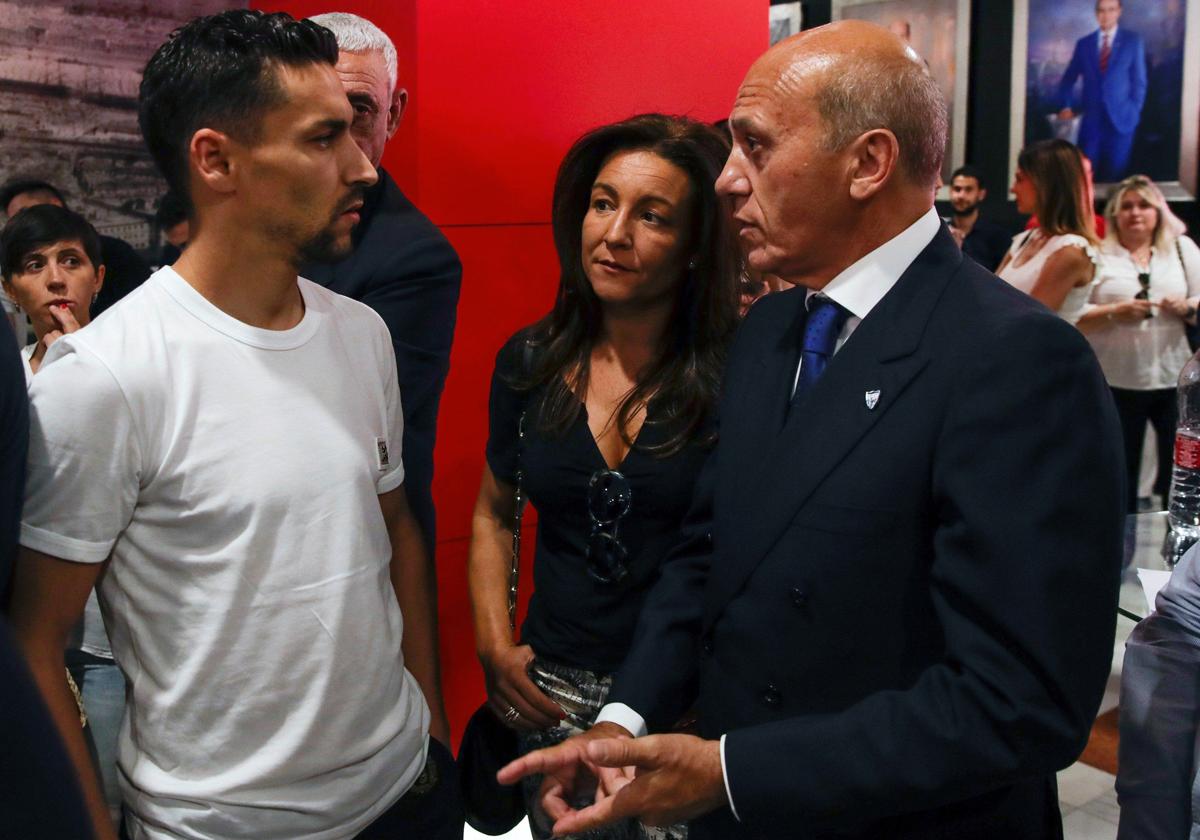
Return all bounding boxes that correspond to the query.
[8,10,456,840]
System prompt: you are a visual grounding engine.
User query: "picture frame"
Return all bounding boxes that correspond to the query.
[1010,0,1200,200]
[832,0,971,197]
[770,3,803,46]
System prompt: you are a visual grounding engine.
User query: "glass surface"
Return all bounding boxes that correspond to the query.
[1121,511,1178,622]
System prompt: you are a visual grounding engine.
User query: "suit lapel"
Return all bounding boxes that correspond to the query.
[706,229,962,625]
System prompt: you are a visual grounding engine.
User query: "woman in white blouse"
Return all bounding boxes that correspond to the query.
[1077,175,1200,512]
[997,139,1100,323]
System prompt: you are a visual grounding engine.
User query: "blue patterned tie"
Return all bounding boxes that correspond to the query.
[791,295,850,410]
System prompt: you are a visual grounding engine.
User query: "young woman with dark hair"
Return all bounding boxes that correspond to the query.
[467,113,739,839]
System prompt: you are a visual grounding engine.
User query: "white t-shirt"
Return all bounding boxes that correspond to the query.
[1088,235,1200,390]
[21,267,429,840]
[23,341,112,659]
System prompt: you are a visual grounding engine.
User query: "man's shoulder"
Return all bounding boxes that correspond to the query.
[933,258,1089,360]
[1118,28,1144,47]
[367,171,457,254]
[303,277,388,328]
[973,216,1011,235]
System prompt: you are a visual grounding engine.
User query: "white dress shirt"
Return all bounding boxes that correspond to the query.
[1098,25,1117,52]
[595,207,942,820]
[1087,235,1200,390]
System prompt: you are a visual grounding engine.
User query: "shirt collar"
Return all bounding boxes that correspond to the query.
[1100,25,1118,43]
[806,207,941,320]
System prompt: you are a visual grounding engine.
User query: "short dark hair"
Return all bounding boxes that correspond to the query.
[138,9,339,206]
[155,191,190,229]
[1,204,103,280]
[0,179,67,215]
[950,165,985,189]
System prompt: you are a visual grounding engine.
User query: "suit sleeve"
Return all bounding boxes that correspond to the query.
[1130,35,1148,115]
[1057,41,1084,111]
[361,230,462,551]
[722,314,1125,834]
[606,449,714,732]
[1115,614,1200,840]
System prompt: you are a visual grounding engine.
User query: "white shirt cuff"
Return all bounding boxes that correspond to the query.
[719,734,741,821]
[594,703,647,738]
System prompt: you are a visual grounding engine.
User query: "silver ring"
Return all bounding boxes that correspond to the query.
[504,706,520,723]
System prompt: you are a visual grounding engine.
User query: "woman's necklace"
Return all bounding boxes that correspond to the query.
[1129,243,1152,271]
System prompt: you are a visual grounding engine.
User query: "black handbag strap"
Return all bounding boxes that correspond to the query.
[507,340,536,632]
[508,412,525,632]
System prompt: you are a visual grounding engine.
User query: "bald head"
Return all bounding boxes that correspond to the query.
[754,20,946,189]
[718,21,946,286]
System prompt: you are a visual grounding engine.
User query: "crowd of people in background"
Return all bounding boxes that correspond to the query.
[0,6,1196,840]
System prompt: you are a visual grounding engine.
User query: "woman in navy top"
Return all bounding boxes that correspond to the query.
[467,114,740,839]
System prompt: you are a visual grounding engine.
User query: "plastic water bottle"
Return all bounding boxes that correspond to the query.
[1167,352,1200,543]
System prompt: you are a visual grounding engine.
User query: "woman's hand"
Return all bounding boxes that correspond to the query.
[481,643,566,730]
[1159,297,1195,321]
[1106,299,1154,323]
[41,303,82,352]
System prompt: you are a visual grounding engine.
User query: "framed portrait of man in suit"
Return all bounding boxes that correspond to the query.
[832,0,970,197]
[1010,0,1200,199]
[769,2,802,46]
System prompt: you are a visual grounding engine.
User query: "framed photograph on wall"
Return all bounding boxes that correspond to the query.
[1010,0,1200,200]
[832,0,971,196]
[770,3,803,46]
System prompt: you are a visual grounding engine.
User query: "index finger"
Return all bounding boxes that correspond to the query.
[497,741,584,785]
[586,736,660,770]
[50,304,81,333]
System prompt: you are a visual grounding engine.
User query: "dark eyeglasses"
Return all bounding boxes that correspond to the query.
[586,469,632,584]
[1135,271,1150,300]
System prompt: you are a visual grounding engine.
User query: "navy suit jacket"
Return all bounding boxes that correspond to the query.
[609,227,1125,839]
[1057,28,1147,133]
[301,168,461,552]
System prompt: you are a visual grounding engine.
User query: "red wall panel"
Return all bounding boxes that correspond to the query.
[252,0,765,742]
[433,225,560,543]
[416,1,766,226]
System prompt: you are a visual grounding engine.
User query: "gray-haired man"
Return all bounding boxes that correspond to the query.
[303,11,462,583]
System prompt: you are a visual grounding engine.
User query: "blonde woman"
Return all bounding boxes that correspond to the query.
[1077,175,1200,511]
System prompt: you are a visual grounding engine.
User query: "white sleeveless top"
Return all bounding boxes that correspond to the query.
[998,231,1099,324]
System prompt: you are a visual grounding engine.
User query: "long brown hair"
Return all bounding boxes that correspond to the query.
[512,114,740,457]
[1018,139,1099,245]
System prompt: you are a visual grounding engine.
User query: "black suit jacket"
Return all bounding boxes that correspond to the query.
[301,168,462,552]
[610,227,1124,839]
[92,234,150,318]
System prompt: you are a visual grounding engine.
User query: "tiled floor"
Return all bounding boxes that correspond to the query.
[1059,763,1119,840]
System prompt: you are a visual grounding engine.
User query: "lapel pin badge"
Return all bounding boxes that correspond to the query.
[864,389,881,410]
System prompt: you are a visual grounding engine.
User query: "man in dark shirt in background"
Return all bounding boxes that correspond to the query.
[945,165,1012,272]
[301,12,462,557]
[0,179,151,318]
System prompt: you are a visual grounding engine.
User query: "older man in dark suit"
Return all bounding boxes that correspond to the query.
[501,20,1125,840]
[302,12,462,557]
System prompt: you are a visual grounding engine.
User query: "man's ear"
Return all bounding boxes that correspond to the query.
[386,87,408,140]
[847,128,899,201]
[978,187,988,202]
[190,128,238,197]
